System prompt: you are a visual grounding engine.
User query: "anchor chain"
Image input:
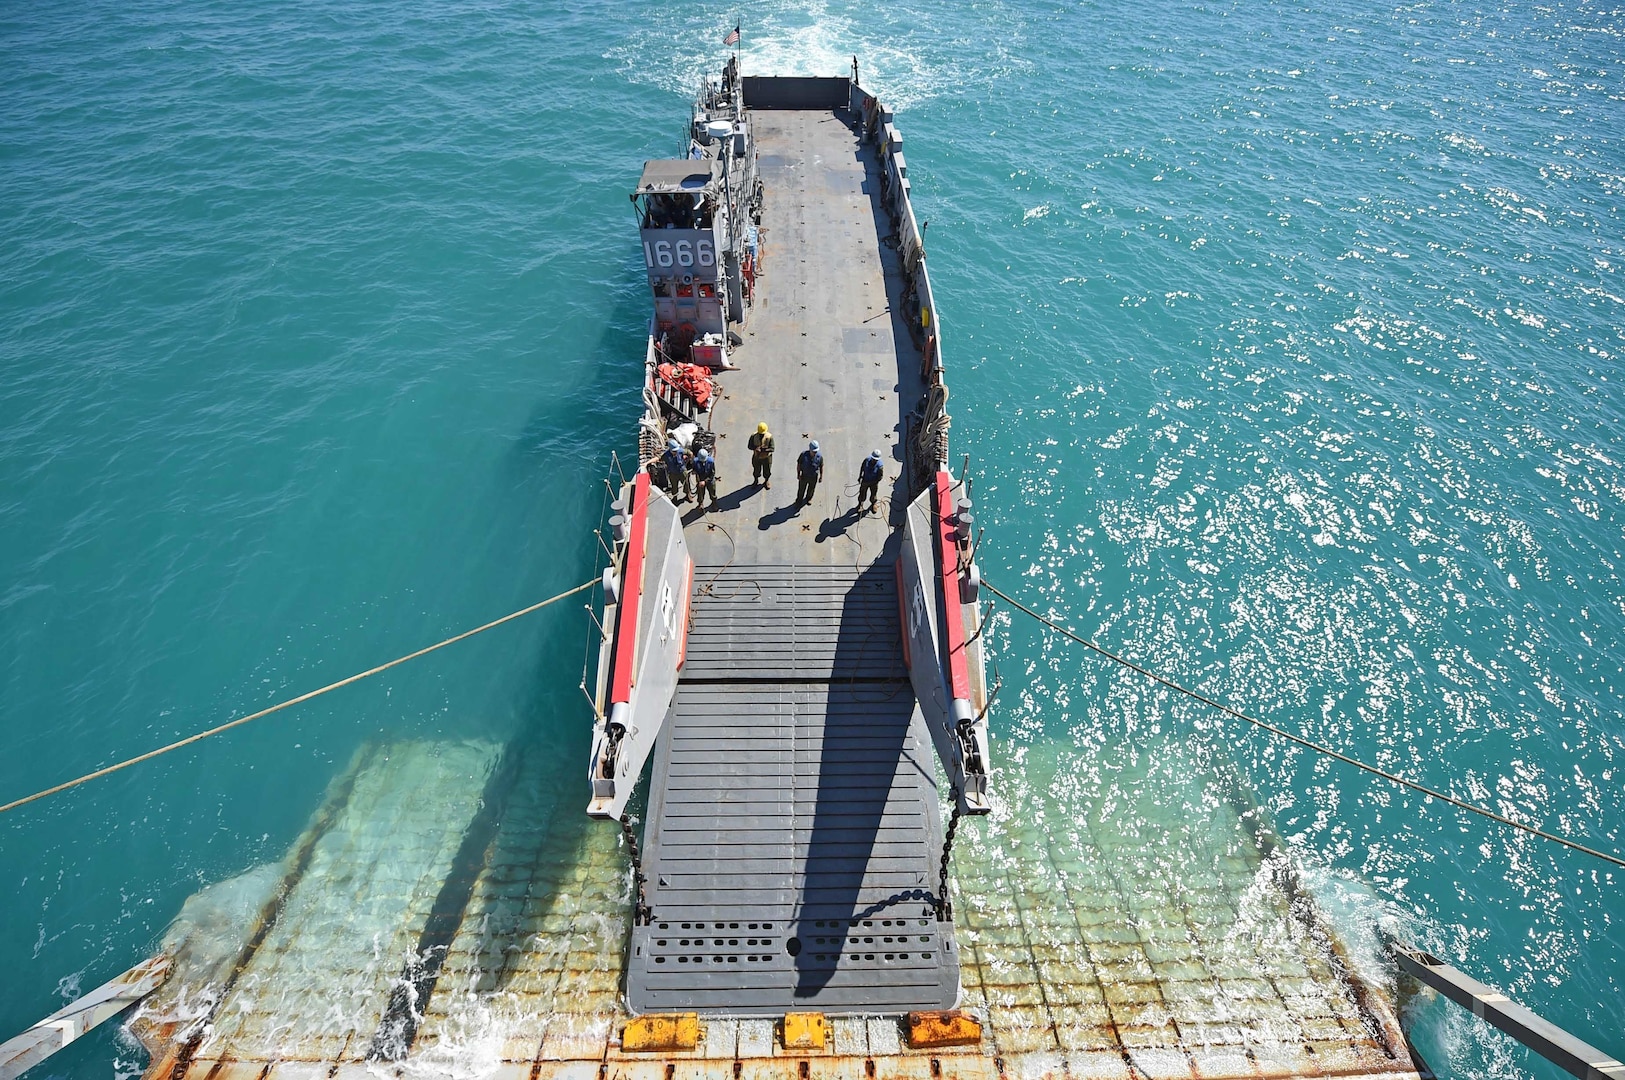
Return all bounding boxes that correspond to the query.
[619,813,654,925]
[935,788,963,921]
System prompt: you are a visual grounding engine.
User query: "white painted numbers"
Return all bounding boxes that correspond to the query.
[642,232,715,273]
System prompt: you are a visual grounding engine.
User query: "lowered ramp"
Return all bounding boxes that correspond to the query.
[626,562,960,1014]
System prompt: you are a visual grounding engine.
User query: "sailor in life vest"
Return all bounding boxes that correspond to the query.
[661,438,693,502]
[692,447,718,512]
[795,440,824,506]
[857,449,885,514]
[747,421,775,488]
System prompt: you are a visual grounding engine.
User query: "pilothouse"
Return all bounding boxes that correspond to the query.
[632,60,760,368]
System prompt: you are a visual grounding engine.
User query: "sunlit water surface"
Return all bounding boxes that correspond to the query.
[2,1,1620,1077]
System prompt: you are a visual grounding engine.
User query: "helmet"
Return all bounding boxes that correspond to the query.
[870,449,882,459]
[667,438,680,450]
[810,440,820,451]
[757,421,768,433]
[697,448,710,461]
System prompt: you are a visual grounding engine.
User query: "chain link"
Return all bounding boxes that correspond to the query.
[620,813,654,925]
[935,788,962,921]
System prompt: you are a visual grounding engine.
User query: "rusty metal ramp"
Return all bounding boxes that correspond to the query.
[626,562,960,1015]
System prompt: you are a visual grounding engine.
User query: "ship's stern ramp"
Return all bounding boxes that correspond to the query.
[626,563,961,1015]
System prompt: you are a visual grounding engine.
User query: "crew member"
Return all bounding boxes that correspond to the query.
[662,438,693,502]
[748,421,775,488]
[796,440,824,506]
[693,447,718,511]
[858,449,885,514]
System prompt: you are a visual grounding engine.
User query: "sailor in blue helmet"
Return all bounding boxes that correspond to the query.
[857,448,885,514]
[692,447,719,512]
[795,439,824,506]
[661,437,694,503]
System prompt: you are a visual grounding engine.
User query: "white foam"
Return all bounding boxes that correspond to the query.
[606,0,1028,111]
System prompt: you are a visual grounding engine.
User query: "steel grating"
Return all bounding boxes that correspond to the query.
[678,564,908,682]
[627,563,960,1014]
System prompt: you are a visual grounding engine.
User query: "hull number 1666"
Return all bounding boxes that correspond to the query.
[644,237,715,270]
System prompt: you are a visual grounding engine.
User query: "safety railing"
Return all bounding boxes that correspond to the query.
[853,80,951,497]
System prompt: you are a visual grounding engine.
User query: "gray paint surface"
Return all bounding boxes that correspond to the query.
[587,488,691,820]
[628,563,958,1014]
[626,106,957,1014]
[676,106,924,572]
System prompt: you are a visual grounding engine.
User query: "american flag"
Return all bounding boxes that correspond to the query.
[723,25,740,46]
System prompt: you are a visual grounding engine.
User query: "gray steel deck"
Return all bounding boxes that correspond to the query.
[679,105,922,572]
[624,103,957,1014]
[627,561,957,1014]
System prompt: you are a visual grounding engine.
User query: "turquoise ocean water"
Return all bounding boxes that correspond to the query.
[2,1,1620,1076]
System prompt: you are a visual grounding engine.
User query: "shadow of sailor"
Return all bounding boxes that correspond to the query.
[757,501,800,531]
[814,505,864,544]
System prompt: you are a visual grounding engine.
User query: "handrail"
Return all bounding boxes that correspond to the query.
[0,958,170,1080]
[852,80,951,496]
[1391,942,1624,1080]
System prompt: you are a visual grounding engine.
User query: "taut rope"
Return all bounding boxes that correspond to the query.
[984,579,1625,871]
[0,580,595,815]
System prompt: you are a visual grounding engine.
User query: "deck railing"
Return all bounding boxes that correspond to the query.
[853,80,951,495]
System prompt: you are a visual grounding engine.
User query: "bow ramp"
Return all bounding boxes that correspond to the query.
[585,491,991,1015]
[629,561,958,1014]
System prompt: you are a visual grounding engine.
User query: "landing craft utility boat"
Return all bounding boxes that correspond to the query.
[584,58,994,1015]
[103,61,1422,1080]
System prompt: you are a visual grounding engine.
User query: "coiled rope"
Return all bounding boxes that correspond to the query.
[983,579,1625,871]
[0,580,595,816]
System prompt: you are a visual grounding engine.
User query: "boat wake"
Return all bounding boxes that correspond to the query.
[605,0,1030,110]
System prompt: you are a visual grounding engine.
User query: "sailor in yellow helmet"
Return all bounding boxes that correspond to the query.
[747,421,775,489]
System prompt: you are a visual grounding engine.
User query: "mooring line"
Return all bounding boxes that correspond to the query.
[983,579,1625,871]
[0,580,595,816]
